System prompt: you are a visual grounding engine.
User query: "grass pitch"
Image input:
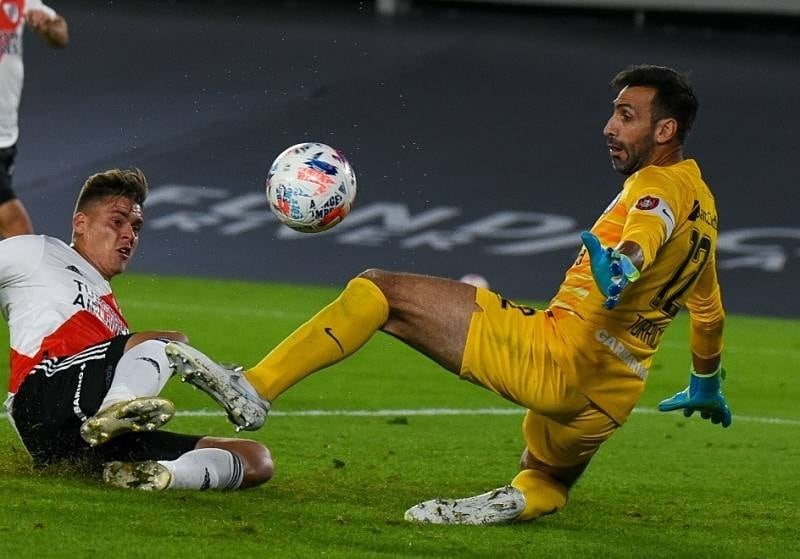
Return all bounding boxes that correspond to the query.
[1,274,798,558]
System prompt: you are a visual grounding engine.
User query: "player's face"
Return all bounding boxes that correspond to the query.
[72,196,143,280]
[603,86,659,176]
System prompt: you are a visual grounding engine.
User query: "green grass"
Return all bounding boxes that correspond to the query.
[1,274,798,558]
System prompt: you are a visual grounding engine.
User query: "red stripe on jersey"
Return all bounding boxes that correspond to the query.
[8,302,129,393]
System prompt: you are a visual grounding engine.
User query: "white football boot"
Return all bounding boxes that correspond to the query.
[80,397,175,447]
[404,486,526,525]
[103,461,172,491]
[164,341,269,431]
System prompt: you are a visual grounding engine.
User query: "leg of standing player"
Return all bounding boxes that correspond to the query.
[0,145,33,238]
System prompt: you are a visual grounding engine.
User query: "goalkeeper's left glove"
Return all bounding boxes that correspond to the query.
[580,231,640,310]
[657,366,732,428]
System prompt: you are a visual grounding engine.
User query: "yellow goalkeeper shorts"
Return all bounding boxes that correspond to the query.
[460,288,617,467]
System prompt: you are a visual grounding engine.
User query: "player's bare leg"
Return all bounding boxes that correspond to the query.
[361,269,477,374]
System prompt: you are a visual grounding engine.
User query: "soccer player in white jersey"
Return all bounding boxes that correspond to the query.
[0,1,68,238]
[2,168,272,491]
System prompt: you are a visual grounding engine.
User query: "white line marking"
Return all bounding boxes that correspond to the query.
[5,407,796,426]
[213,406,800,426]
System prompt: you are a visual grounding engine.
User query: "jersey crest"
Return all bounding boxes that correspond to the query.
[635,196,660,210]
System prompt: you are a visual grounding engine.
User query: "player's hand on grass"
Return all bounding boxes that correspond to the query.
[658,366,732,428]
[580,231,640,310]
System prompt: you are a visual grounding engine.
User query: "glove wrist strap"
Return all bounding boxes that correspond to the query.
[691,364,723,378]
[618,254,640,282]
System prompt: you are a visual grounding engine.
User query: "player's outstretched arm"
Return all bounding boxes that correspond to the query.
[26,10,69,48]
[672,257,729,427]
[658,364,732,428]
[580,231,641,309]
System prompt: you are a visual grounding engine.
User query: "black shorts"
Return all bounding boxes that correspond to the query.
[10,335,203,469]
[0,144,17,205]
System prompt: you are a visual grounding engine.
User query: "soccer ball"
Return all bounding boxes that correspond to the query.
[266,142,357,233]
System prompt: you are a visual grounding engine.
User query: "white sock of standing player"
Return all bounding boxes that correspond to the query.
[160,448,245,490]
[98,339,173,410]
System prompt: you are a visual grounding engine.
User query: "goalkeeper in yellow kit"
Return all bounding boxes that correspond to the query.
[166,64,731,524]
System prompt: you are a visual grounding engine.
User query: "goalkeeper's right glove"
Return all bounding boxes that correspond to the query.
[657,366,732,428]
[580,231,640,310]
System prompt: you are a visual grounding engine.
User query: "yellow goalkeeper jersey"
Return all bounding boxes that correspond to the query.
[549,159,725,421]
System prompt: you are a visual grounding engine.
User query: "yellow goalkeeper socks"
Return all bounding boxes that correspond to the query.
[511,468,568,520]
[245,277,389,401]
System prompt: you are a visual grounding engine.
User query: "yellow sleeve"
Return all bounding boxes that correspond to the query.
[686,251,725,359]
[619,168,682,271]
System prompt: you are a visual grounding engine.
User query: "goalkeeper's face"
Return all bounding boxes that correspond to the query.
[603,86,659,176]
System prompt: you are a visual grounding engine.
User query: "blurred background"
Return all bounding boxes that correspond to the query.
[17,0,800,316]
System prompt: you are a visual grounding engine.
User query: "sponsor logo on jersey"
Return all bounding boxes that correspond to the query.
[72,280,128,335]
[0,30,20,55]
[688,199,718,230]
[595,329,648,380]
[0,0,23,57]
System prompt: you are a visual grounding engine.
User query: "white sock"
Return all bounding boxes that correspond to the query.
[99,339,173,410]
[159,448,245,490]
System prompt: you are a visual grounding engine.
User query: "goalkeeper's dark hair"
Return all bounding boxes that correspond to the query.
[74,167,149,213]
[610,65,698,144]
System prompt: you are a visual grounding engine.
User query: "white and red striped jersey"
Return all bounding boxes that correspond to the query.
[0,235,129,393]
